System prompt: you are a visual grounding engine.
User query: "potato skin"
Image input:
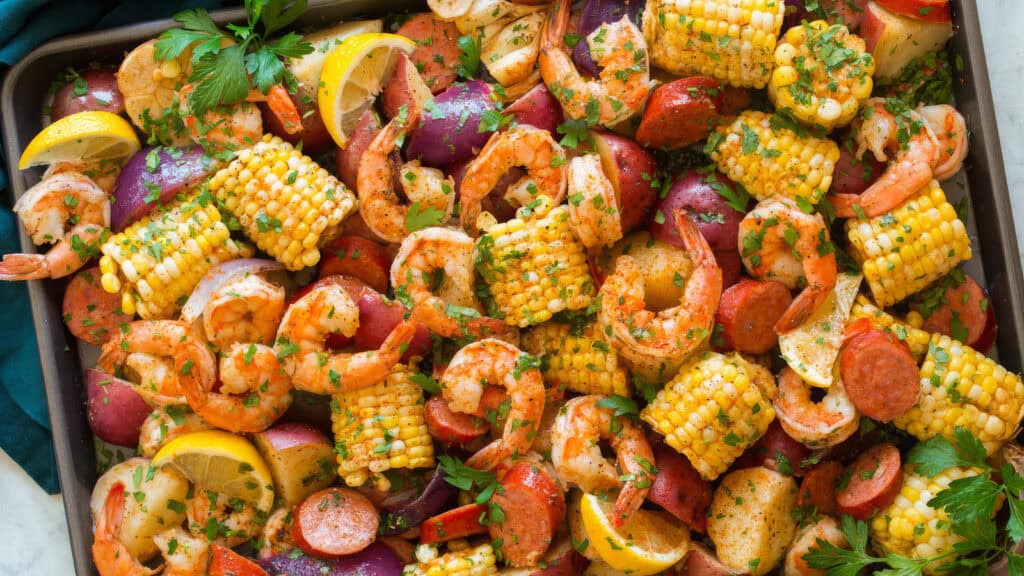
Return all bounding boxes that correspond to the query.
[707,466,798,576]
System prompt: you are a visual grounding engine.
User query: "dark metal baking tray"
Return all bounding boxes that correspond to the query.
[2,1,1021,574]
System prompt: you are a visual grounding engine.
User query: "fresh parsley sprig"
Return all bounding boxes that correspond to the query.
[155,0,314,115]
[805,427,1024,575]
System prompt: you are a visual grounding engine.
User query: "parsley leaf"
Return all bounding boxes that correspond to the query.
[456,34,482,79]
[404,202,445,232]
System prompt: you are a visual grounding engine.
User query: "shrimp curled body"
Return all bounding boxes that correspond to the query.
[201,274,286,351]
[551,394,655,527]
[440,338,546,470]
[92,483,160,576]
[566,154,623,249]
[772,368,859,448]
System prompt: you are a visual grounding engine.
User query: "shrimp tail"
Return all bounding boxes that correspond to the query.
[97,482,126,539]
[542,0,570,49]
[0,253,49,280]
[830,159,932,218]
[612,485,645,528]
[263,85,303,135]
[775,287,829,334]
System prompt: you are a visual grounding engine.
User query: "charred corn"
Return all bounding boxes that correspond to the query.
[846,180,971,308]
[849,294,931,360]
[521,321,629,396]
[474,196,594,327]
[208,134,356,270]
[405,542,499,576]
[895,333,1024,454]
[709,110,839,204]
[98,193,253,319]
[331,365,434,491]
[769,21,874,130]
[870,465,985,574]
[641,0,785,88]
[641,351,776,480]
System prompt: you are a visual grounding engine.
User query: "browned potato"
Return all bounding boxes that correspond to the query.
[601,231,694,311]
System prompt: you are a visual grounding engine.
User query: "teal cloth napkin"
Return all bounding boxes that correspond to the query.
[0,0,230,494]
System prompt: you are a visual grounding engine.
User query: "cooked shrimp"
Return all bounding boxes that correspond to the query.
[918,104,968,181]
[179,343,292,433]
[177,83,300,151]
[98,321,216,407]
[773,368,859,449]
[400,160,456,222]
[153,528,209,576]
[92,483,160,576]
[258,508,295,559]
[598,211,721,365]
[539,0,650,127]
[440,338,546,470]
[45,159,121,195]
[459,125,567,234]
[186,489,258,548]
[566,154,622,249]
[201,274,286,350]
[138,406,213,458]
[0,171,109,281]
[831,98,941,218]
[276,284,417,393]
[551,395,654,527]
[390,227,517,342]
[784,516,849,576]
[738,199,837,333]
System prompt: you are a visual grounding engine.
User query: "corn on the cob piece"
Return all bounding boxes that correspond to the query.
[641,351,776,480]
[641,0,785,88]
[870,465,984,574]
[894,333,1024,454]
[846,180,971,308]
[768,21,874,130]
[709,110,839,204]
[849,294,931,360]
[474,195,594,327]
[331,365,434,490]
[98,193,253,319]
[404,542,499,576]
[208,134,356,271]
[521,321,630,396]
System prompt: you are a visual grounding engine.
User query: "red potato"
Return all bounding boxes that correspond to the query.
[647,440,712,532]
[530,537,590,575]
[505,83,564,135]
[63,267,133,345]
[836,443,903,520]
[734,421,812,477]
[797,460,844,517]
[424,396,488,444]
[209,545,268,576]
[875,0,950,22]
[292,487,380,558]
[335,109,383,191]
[318,236,393,293]
[650,169,746,252]
[253,422,338,507]
[677,542,738,576]
[381,52,433,120]
[861,1,952,81]
[839,327,920,422]
[831,142,886,196]
[86,369,151,447]
[350,289,433,360]
[259,91,333,156]
[593,132,659,233]
[51,68,124,120]
[912,274,992,349]
[635,77,746,150]
[450,159,521,223]
[714,250,743,289]
[397,14,462,94]
[715,279,793,354]
[419,503,488,543]
[489,461,567,567]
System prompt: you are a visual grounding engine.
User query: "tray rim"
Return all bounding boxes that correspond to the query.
[2,1,1022,574]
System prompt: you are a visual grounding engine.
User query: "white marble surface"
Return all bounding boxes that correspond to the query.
[0,3,1023,575]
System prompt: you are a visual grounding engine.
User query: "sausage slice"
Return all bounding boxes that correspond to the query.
[836,443,903,520]
[63,267,133,345]
[840,328,920,422]
[397,14,462,94]
[291,487,379,558]
[488,461,566,567]
[716,279,793,354]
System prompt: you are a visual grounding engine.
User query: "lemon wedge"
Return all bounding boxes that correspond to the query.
[317,33,415,148]
[18,111,140,169]
[580,493,690,576]
[779,272,863,387]
[152,430,275,511]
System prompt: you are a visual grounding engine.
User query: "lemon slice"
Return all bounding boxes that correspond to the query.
[18,111,140,169]
[152,430,275,511]
[580,493,690,576]
[779,272,863,388]
[318,33,415,148]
